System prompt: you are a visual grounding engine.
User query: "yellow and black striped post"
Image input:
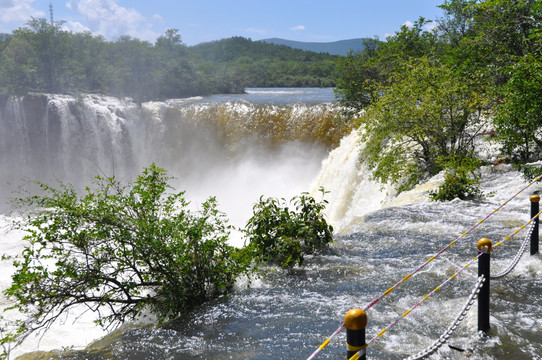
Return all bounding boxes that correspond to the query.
[344,308,367,360]
[531,194,540,255]
[477,238,492,334]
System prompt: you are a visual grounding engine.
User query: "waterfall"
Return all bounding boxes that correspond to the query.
[0,90,340,355]
[0,92,432,233]
[1,91,541,359]
[0,95,138,206]
[310,129,397,233]
[0,92,346,229]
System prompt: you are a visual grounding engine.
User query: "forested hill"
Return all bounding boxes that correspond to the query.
[191,36,337,62]
[259,38,366,56]
[189,37,338,88]
[0,21,338,101]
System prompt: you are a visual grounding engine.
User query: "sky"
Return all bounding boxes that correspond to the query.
[0,0,445,46]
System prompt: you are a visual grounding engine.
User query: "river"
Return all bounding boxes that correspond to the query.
[0,88,541,359]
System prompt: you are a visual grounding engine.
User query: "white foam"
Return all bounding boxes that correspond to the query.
[310,129,395,233]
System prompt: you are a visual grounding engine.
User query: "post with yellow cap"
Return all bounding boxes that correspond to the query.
[477,238,492,334]
[530,193,540,255]
[344,308,367,360]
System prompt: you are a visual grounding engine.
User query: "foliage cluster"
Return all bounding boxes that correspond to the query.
[244,187,333,268]
[5,165,250,340]
[335,0,542,199]
[0,166,333,357]
[428,157,484,201]
[0,22,337,101]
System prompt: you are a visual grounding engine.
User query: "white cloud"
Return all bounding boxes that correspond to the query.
[0,0,44,23]
[66,0,159,41]
[63,20,91,34]
[424,21,439,32]
[401,20,438,32]
[152,14,163,22]
[290,25,305,31]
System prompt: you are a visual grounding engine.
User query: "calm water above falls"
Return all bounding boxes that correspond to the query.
[197,88,339,105]
[1,89,541,359]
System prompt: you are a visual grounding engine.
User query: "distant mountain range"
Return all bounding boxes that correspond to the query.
[259,38,366,56]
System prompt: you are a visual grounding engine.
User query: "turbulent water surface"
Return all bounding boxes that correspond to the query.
[0,88,541,359]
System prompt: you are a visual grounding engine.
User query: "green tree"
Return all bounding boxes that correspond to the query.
[154,29,209,98]
[334,2,538,197]
[360,57,489,191]
[0,19,338,98]
[493,54,542,161]
[104,35,157,101]
[461,0,542,165]
[437,0,478,48]
[2,164,250,351]
[65,31,108,92]
[0,36,35,95]
[439,0,541,91]
[335,18,441,116]
[334,38,383,115]
[469,0,539,62]
[13,17,69,93]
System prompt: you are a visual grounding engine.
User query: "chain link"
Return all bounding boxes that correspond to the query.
[491,220,535,279]
[405,276,485,360]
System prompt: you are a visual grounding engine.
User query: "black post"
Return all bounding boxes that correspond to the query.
[344,308,367,360]
[477,238,492,334]
[531,194,540,255]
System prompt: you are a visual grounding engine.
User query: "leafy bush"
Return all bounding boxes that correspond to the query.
[244,187,333,268]
[3,164,250,350]
[0,166,335,356]
[429,158,484,201]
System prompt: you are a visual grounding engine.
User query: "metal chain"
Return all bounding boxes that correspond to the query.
[305,175,541,360]
[404,276,485,360]
[361,174,541,313]
[491,220,535,279]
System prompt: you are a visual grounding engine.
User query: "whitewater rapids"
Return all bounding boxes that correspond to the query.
[0,90,540,359]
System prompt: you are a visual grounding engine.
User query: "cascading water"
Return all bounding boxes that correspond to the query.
[309,129,398,234]
[0,89,345,227]
[0,89,541,359]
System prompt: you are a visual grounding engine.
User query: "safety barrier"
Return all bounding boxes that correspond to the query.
[306,176,541,360]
